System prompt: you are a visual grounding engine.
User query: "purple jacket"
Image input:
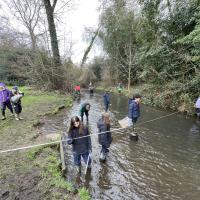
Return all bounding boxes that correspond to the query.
[0,83,12,103]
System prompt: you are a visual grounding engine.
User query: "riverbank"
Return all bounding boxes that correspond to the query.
[97,83,196,116]
[0,87,90,200]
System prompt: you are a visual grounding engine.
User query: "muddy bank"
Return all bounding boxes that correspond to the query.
[0,88,81,200]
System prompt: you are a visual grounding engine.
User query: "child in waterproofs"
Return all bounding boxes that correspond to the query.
[10,86,24,120]
[97,112,112,161]
[0,82,13,120]
[67,116,92,173]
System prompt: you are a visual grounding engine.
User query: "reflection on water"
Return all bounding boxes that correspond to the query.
[63,91,200,200]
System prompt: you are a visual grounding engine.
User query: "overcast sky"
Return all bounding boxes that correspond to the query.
[60,0,103,64]
[0,0,103,64]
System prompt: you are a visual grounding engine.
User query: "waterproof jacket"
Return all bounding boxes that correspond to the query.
[79,103,90,116]
[195,97,200,109]
[67,127,92,154]
[103,92,110,105]
[97,118,112,148]
[0,83,12,103]
[128,99,140,120]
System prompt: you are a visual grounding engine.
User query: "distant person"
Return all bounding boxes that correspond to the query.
[103,90,111,112]
[0,82,13,120]
[117,83,123,93]
[67,116,92,173]
[88,82,94,96]
[195,95,200,119]
[80,103,91,122]
[10,86,24,120]
[128,94,141,140]
[74,84,81,99]
[97,112,112,162]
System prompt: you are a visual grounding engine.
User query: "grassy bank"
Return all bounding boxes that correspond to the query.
[0,87,90,200]
[97,83,196,116]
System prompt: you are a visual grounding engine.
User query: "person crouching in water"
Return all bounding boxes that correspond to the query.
[80,103,90,122]
[67,116,92,173]
[97,112,112,162]
[0,82,13,120]
[11,86,24,120]
[128,94,141,140]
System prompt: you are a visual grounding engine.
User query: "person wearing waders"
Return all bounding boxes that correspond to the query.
[128,94,141,141]
[10,86,24,120]
[103,90,111,112]
[195,95,200,120]
[0,82,13,120]
[67,116,92,173]
[97,112,112,162]
[80,103,90,122]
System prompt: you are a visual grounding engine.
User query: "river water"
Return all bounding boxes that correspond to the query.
[62,91,200,200]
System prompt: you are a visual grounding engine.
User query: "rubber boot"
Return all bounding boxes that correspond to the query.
[1,110,6,120]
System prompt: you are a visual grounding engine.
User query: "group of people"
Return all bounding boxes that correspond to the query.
[0,83,24,121]
[67,92,142,174]
[74,82,95,99]
[67,112,112,173]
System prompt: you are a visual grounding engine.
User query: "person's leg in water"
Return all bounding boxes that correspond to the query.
[85,111,89,122]
[131,118,138,141]
[196,108,200,120]
[81,113,84,122]
[82,152,92,169]
[100,145,109,161]
[1,102,6,120]
[104,103,109,112]
[73,153,82,173]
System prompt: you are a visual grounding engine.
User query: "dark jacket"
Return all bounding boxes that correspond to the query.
[67,127,91,154]
[97,118,112,148]
[128,99,140,121]
[103,92,110,105]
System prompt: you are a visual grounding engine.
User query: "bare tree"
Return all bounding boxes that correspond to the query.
[7,0,42,50]
[81,26,101,67]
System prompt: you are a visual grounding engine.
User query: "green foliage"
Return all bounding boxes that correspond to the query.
[99,0,200,100]
[78,187,90,200]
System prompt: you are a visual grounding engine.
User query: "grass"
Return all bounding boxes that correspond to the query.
[0,86,76,200]
[78,187,90,200]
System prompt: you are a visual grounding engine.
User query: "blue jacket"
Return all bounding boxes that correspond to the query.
[67,127,92,154]
[103,92,110,105]
[128,99,140,121]
[97,118,112,148]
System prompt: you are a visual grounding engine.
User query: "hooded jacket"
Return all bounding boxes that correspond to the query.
[97,118,112,148]
[0,83,12,103]
[128,98,140,120]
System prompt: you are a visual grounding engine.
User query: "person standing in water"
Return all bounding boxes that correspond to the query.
[67,116,92,173]
[195,95,200,120]
[103,90,111,112]
[128,94,141,140]
[97,112,112,162]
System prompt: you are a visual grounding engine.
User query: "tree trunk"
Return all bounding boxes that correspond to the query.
[43,0,61,66]
[128,44,132,93]
[29,29,37,50]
